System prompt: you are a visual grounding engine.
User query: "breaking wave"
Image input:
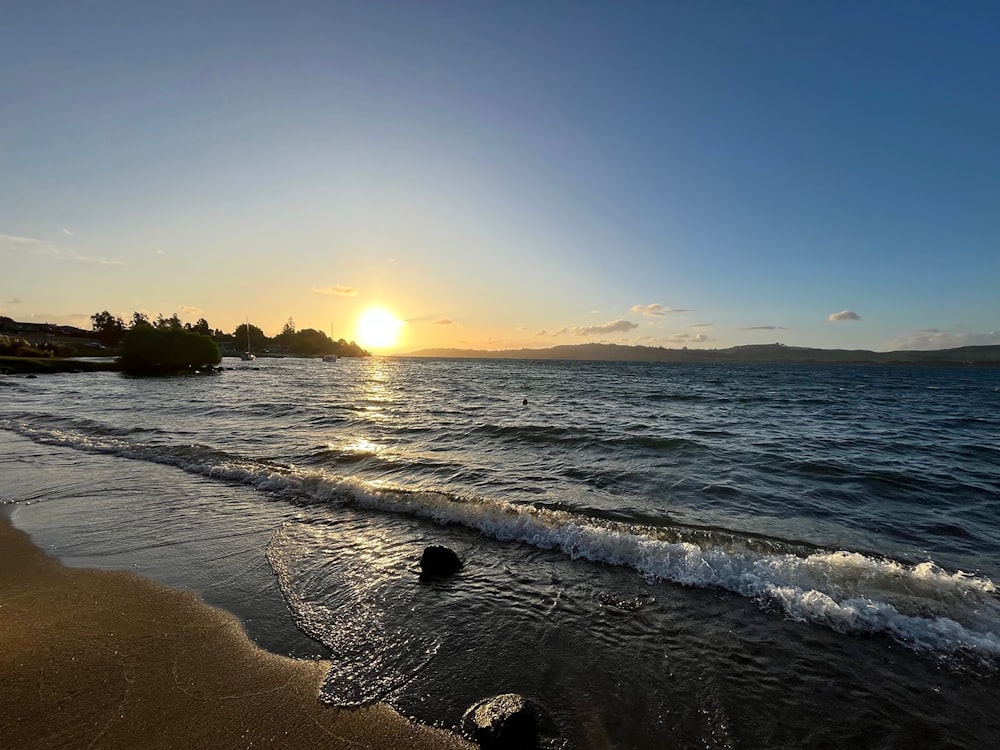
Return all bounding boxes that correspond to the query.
[4,416,999,664]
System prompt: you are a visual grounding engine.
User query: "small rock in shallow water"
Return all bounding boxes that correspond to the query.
[461,693,562,749]
[419,545,462,579]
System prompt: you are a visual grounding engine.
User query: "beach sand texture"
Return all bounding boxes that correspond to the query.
[0,516,471,750]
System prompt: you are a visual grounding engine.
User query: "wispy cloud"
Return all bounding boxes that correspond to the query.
[737,325,788,331]
[312,285,359,296]
[561,319,639,336]
[178,305,203,318]
[535,330,548,337]
[828,310,861,322]
[669,332,709,343]
[432,318,455,325]
[155,249,167,256]
[62,228,73,236]
[630,303,692,317]
[5,297,23,305]
[72,253,121,266]
[0,233,123,265]
[689,323,713,329]
[889,329,1000,351]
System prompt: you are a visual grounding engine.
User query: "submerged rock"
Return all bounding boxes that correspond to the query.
[461,693,559,749]
[419,545,462,579]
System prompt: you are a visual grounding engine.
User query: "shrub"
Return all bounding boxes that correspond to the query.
[0,335,54,358]
[118,327,221,374]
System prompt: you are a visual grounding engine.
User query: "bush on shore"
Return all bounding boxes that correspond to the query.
[118,327,221,374]
[0,335,74,358]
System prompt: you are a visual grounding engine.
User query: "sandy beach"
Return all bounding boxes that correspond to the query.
[0,514,471,750]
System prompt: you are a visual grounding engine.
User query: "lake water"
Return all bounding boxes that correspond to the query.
[2,358,999,748]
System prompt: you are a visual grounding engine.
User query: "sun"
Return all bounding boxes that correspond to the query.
[355,308,403,349]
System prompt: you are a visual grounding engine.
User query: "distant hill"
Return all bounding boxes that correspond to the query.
[0,316,90,338]
[405,342,1000,365]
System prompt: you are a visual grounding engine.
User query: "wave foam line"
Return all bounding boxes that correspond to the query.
[5,419,999,663]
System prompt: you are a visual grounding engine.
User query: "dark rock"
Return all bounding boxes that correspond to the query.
[462,693,552,749]
[419,545,462,579]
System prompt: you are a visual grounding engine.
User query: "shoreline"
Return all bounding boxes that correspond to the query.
[0,356,119,375]
[0,513,471,750]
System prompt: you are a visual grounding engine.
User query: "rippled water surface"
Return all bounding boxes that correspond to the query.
[2,358,999,748]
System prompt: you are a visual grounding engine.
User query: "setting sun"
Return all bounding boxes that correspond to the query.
[355,308,403,349]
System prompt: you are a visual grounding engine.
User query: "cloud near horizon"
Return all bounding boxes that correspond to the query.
[738,325,788,331]
[669,332,709,343]
[575,319,639,336]
[888,329,1000,351]
[312,285,359,296]
[551,319,639,337]
[432,318,455,325]
[177,305,203,319]
[828,310,861,321]
[630,303,692,317]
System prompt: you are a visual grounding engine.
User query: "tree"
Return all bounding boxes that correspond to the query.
[90,310,126,346]
[189,318,211,336]
[232,323,267,352]
[273,317,297,349]
[118,327,221,374]
[273,328,371,357]
[130,312,152,329]
[154,313,183,330]
[336,339,369,358]
[287,328,332,356]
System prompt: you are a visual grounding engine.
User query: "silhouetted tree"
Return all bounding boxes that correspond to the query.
[189,318,211,336]
[90,310,126,346]
[119,327,220,374]
[337,339,369,357]
[130,312,152,329]
[155,313,183,330]
[286,328,331,355]
[232,323,266,352]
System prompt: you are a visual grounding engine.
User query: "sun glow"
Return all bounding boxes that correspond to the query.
[356,308,403,349]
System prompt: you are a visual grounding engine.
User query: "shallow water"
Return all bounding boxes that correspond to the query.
[2,358,999,747]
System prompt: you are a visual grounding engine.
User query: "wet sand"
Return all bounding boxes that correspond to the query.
[0,515,471,750]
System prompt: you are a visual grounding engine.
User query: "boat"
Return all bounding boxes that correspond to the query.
[241,318,256,361]
[323,324,338,362]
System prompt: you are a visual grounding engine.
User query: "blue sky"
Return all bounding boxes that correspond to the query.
[1,1,997,352]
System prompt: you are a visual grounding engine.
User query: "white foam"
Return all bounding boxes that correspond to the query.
[6,418,999,663]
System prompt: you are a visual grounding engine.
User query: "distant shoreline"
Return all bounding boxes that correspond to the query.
[404,342,1000,366]
[0,356,119,375]
[4,344,1000,376]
